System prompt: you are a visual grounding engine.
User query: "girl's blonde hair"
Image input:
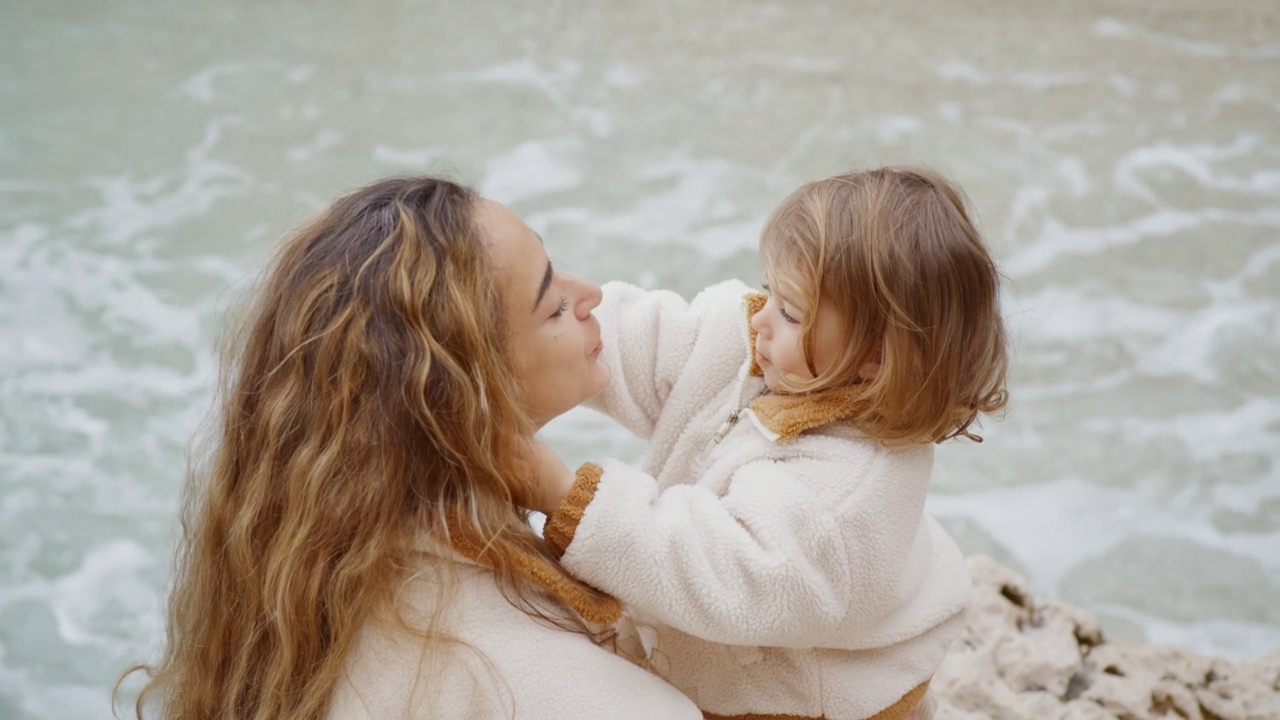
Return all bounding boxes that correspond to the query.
[119,176,614,720]
[760,166,1008,444]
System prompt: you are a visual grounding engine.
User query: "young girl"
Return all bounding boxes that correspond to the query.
[530,167,1008,720]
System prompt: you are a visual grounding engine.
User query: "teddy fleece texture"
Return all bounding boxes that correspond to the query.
[326,537,703,720]
[545,280,973,720]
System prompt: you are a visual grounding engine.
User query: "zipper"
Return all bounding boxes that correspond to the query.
[711,410,741,445]
[706,294,766,451]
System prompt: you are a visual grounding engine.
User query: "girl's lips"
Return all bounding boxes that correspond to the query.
[756,352,769,366]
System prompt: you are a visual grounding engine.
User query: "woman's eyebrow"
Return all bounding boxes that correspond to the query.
[532,260,553,312]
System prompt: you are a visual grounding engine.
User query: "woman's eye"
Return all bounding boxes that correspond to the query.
[551,296,569,319]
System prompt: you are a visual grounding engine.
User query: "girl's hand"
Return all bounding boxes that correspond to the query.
[519,437,576,516]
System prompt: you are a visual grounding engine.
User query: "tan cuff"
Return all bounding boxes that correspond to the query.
[701,679,930,720]
[868,680,930,720]
[544,462,604,558]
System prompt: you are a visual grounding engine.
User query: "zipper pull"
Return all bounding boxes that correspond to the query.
[711,410,740,444]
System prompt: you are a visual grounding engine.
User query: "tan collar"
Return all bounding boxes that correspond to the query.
[448,521,621,625]
[744,292,768,379]
[743,292,867,442]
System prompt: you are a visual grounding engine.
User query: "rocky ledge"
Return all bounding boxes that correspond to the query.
[934,556,1280,720]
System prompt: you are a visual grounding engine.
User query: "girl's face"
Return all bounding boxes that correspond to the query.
[478,199,608,426]
[750,271,880,394]
[750,275,846,394]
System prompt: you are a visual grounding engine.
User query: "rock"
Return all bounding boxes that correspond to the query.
[934,556,1280,720]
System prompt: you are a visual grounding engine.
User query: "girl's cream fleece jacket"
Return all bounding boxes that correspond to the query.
[545,280,973,720]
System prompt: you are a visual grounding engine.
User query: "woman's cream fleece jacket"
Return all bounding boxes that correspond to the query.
[545,280,973,720]
[327,534,703,720]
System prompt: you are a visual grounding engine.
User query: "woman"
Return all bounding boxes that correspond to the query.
[122,177,702,720]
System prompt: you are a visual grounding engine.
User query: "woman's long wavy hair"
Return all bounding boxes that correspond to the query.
[120,176,606,719]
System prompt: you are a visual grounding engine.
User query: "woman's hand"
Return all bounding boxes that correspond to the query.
[519,437,577,516]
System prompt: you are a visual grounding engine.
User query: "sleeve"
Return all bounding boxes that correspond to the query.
[471,609,706,720]
[586,280,751,440]
[544,457,860,648]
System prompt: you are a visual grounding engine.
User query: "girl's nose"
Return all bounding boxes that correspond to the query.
[750,304,769,337]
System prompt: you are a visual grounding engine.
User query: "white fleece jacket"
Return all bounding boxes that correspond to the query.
[544,280,973,720]
[327,543,702,720]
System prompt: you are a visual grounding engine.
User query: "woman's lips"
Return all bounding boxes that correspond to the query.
[591,339,604,357]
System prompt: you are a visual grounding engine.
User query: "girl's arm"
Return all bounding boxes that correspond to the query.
[587,280,751,439]
[542,453,940,649]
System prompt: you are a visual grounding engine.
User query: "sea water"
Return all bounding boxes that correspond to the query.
[1,1,1277,717]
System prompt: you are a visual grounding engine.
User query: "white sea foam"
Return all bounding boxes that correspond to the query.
[936,63,1085,91]
[286,129,344,163]
[937,61,989,84]
[1094,17,1280,59]
[603,64,646,88]
[743,54,842,73]
[1055,157,1092,196]
[1003,205,1280,278]
[1113,137,1280,201]
[67,118,255,246]
[1208,82,1280,114]
[483,140,584,204]
[1097,605,1280,661]
[500,155,773,258]
[447,59,576,107]
[578,156,769,257]
[182,62,256,103]
[1109,73,1137,96]
[447,58,616,137]
[372,144,445,168]
[876,116,922,143]
[0,673,104,720]
[1011,287,1184,343]
[929,476,1280,659]
[1241,241,1280,278]
[1140,300,1270,383]
[180,61,314,104]
[1009,72,1087,91]
[0,179,53,192]
[50,541,156,645]
[452,57,581,86]
[1082,398,1280,466]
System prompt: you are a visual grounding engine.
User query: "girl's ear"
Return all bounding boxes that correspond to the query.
[857,344,884,382]
[856,360,881,382]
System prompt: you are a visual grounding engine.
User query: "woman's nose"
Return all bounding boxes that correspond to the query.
[568,274,602,319]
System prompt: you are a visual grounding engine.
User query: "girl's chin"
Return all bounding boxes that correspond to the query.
[587,362,610,393]
[761,373,781,393]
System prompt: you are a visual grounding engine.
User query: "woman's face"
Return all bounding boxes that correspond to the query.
[478,199,607,427]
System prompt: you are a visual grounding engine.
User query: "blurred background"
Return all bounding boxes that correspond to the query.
[1,1,1277,717]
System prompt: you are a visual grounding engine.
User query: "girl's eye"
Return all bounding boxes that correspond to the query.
[779,306,801,324]
[551,296,570,319]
